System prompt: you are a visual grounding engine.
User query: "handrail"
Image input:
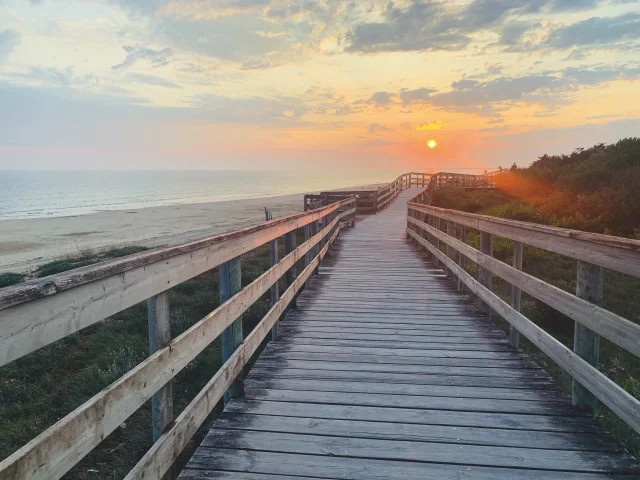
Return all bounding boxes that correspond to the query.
[0,199,354,367]
[406,180,640,438]
[0,196,355,480]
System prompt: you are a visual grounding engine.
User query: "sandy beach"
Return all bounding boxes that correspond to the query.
[0,193,308,272]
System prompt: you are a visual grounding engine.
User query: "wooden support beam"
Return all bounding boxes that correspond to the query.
[270,237,279,341]
[147,292,174,480]
[573,260,603,416]
[509,241,523,349]
[478,231,493,318]
[434,217,440,268]
[446,221,455,279]
[458,226,466,292]
[220,258,243,404]
[304,225,311,266]
[285,231,297,307]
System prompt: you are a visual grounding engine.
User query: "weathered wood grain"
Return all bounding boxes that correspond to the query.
[408,202,640,278]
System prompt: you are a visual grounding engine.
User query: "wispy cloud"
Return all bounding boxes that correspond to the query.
[368,122,392,135]
[0,29,21,62]
[112,45,172,72]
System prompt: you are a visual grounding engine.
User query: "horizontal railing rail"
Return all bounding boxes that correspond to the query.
[0,196,356,480]
[406,187,640,437]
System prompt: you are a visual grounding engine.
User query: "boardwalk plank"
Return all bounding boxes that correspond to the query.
[200,429,639,473]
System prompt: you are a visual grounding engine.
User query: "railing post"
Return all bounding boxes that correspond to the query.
[270,236,279,341]
[457,226,466,292]
[147,294,173,437]
[147,291,174,480]
[304,224,311,266]
[478,232,493,318]
[573,260,603,416]
[509,241,523,349]
[285,230,297,305]
[220,258,243,404]
[446,221,455,279]
[435,217,442,270]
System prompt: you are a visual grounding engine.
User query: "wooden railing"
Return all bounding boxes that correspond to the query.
[0,196,356,480]
[406,187,640,437]
[308,172,432,215]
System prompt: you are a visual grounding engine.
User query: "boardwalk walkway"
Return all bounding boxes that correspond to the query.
[180,188,639,479]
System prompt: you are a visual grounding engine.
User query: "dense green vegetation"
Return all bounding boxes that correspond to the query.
[0,273,22,288]
[0,237,301,478]
[432,138,640,456]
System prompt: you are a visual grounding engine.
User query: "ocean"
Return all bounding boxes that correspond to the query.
[0,170,405,220]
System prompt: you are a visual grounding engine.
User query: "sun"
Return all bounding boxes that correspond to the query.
[427,139,437,149]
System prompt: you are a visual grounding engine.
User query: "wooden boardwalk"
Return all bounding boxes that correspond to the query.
[180,188,640,479]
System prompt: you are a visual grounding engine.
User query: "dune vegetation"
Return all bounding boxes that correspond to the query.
[431,138,640,456]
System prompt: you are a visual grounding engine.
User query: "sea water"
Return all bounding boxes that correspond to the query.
[0,170,404,220]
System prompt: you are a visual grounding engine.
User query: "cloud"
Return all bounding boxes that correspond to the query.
[369,91,395,106]
[0,29,21,62]
[346,2,469,53]
[368,122,392,135]
[125,73,182,88]
[399,87,437,104]
[564,49,589,61]
[393,65,640,117]
[345,0,560,54]
[549,0,599,11]
[112,45,172,72]
[26,67,76,87]
[545,13,640,49]
[241,59,277,70]
[562,65,640,85]
[414,121,448,130]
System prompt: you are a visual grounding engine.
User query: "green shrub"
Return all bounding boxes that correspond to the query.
[0,273,22,288]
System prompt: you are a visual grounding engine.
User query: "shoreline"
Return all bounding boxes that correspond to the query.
[0,192,310,273]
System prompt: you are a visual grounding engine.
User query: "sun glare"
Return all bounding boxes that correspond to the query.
[427,140,437,149]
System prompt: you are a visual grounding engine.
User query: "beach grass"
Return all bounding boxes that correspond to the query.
[0,273,22,288]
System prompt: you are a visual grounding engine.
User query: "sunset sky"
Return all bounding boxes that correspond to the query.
[0,0,639,171]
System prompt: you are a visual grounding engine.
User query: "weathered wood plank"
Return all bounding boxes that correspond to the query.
[244,377,565,401]
[225,398,603,432]
[213,411,621,451]
[184,449,640,479]
[200,429,639,472]
[244,388,576,415]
